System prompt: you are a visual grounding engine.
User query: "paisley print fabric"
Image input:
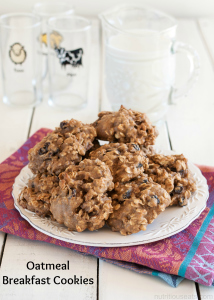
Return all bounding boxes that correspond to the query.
[0,129,213,287]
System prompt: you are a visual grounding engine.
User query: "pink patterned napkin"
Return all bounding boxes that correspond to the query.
[0,129,214,287]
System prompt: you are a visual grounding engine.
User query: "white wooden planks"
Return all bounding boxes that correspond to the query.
[0,103,33,163]
[99,261,197,300]
[98,19,198,300]
[167,19,214,166]
[0,18,101,300]
[0,74,33,272]
[0,235,97,300]
[98,119,197,299]
[199,284,214,299]
[0,16,213,299]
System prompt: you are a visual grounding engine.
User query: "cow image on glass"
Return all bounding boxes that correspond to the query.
[32,3,74,89]
[0,13,42,107]
[47,16,91,110]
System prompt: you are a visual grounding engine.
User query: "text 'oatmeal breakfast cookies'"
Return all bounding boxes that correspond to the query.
[18,105,197,235]
[28,119,96,175]
[93,105,158,147]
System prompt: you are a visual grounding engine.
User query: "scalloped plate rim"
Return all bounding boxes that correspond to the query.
[12,148,209,247]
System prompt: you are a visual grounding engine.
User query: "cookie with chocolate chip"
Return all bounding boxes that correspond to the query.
[107,175,171,235]
[90,143,149,183]
[146,154,196,206]
[28,119,96,175]
[92,105,158,147]
[170,174,196,206]
[18,173,59,217]
[50,159,114,232]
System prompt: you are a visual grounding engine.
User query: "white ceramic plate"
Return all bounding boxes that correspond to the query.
[12,148,209,247]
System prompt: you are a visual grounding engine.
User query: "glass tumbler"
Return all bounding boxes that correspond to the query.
[0,13,42,107]
[33,3,74,85]
[47,16,91,110]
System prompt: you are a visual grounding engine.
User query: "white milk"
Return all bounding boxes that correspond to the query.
[105,31,175,122]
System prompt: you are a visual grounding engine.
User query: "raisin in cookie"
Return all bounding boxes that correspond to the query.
[92,105,158,146]
[90,143,149,183]
[18,173,59,217]
[149,154,189,176]
[170,174,196,206]
[107,175,171,235]
[50,159,114,232]
[28,119,96,175]
[146,154,196,206]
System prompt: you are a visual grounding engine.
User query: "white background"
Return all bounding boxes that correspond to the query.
[0,0,214,17]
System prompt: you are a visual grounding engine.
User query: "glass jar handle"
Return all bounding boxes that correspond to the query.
[170,41,200,104]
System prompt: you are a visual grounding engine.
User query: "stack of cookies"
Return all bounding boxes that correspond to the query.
[18,106,196,235]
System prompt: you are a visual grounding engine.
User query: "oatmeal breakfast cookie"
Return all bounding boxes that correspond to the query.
[92,105,158,146]
[140,145,156,157]
[146,154,196,206]
[50,159,114,232]
[84,139,100,159]
[107,174,171,235]
[28,119,96,175]
[18,173,59,217]
[90,143,149,182]
[170,175,196,206]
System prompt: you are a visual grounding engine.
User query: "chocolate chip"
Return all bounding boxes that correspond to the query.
[179,170,185,176]
[132,144,140,151]
[53,148,59,156]
[60,121,68,129]
[118,200,124,204]
[31,183,35,189]
[137,163,143,168]
[142,179,148,183]
[68,188,77,199]
[88,211,97,217]
[135,121,142,125]
[151,195,160,204]
[38,142,50,155]
[123,189,132,199]
[174,186,183,194]
[75,207,81,213]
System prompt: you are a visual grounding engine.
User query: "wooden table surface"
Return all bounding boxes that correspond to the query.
[0,18,214,300]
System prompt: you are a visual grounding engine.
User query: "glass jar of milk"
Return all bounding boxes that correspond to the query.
[100,5,200,123]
